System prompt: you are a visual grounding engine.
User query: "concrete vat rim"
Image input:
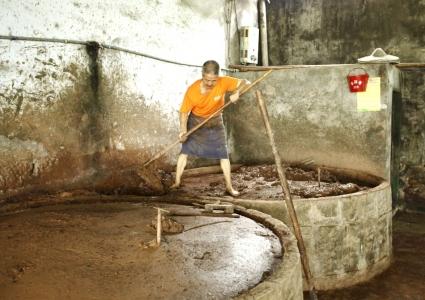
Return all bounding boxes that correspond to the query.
[190,181,390,205]
[182,173,392,291]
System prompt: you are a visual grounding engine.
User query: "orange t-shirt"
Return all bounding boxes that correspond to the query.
[179,76,240,118]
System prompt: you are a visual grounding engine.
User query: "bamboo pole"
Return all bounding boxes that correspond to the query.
[143,70,273,167]
[255,90,317,300]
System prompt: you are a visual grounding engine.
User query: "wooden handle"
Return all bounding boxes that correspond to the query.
[255,90,317,299]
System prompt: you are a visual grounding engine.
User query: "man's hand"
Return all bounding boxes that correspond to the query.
[229,90,240,103]
[179,131,188,143]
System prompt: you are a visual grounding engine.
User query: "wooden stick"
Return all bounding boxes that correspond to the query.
[154,207,169,246]
[396,63,425,69]
[143,70,273,167]
[229,63,352,72]
[255,90,317,300]
[183,220,232,232]
[156,208,162,245]
[318,167,321,187]
[169,212,239,218]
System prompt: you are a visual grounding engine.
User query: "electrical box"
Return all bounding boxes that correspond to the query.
[239,26,259,65]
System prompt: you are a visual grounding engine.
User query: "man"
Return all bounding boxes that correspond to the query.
[170,60,249,196]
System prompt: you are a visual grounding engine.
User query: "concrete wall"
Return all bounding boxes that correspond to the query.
[228,64,394,180]
[99,50,199,155]
[0,41,93,195]
[265,0,425,211]
[398,69,425,211]
[0,0,236,197]
[0,0,229,65]
[266,0,425,65]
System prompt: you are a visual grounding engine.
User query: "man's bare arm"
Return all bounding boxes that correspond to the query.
[178,112,189,142]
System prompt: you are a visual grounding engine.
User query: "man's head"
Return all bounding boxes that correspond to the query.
[202,60,219,89]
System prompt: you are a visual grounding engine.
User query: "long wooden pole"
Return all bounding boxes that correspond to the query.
[143,70,273,167]
[156,208,162,245]
[255,90,317,300]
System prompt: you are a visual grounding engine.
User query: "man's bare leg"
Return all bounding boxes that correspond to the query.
[171,154,188,189]
[220,158,239,196]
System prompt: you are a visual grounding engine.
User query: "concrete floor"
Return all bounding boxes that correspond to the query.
[313,211,425,300]
[0,202,281,300]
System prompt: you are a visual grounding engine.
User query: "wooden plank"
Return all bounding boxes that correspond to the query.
[229,64,353,72]
[396,63,425,69]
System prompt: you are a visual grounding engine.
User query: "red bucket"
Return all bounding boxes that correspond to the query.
[347,68,369,92]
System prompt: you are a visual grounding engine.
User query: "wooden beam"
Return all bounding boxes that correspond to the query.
[396,63,425,69]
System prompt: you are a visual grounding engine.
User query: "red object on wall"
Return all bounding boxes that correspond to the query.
[347,68,369,92]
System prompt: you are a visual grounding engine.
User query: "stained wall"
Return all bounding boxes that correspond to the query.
[266,0,425,65]
[266,0,425,210]
[0,0,235,197]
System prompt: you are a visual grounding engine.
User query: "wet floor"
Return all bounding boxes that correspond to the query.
[312,211,425,300]
[0,202,281,300]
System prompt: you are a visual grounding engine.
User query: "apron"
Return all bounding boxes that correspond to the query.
[181,113,228,159]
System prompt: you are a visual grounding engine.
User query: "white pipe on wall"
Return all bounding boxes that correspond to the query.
[258,0,269,66]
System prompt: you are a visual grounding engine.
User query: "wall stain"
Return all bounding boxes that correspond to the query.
[0,43,177,198]
[267,0,425,64]
[81,41,109,162]
[399,69,425,211]
[34,70,47,80]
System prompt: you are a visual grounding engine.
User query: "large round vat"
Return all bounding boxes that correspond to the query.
[175,165,392,290]
[0,196,304,299]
